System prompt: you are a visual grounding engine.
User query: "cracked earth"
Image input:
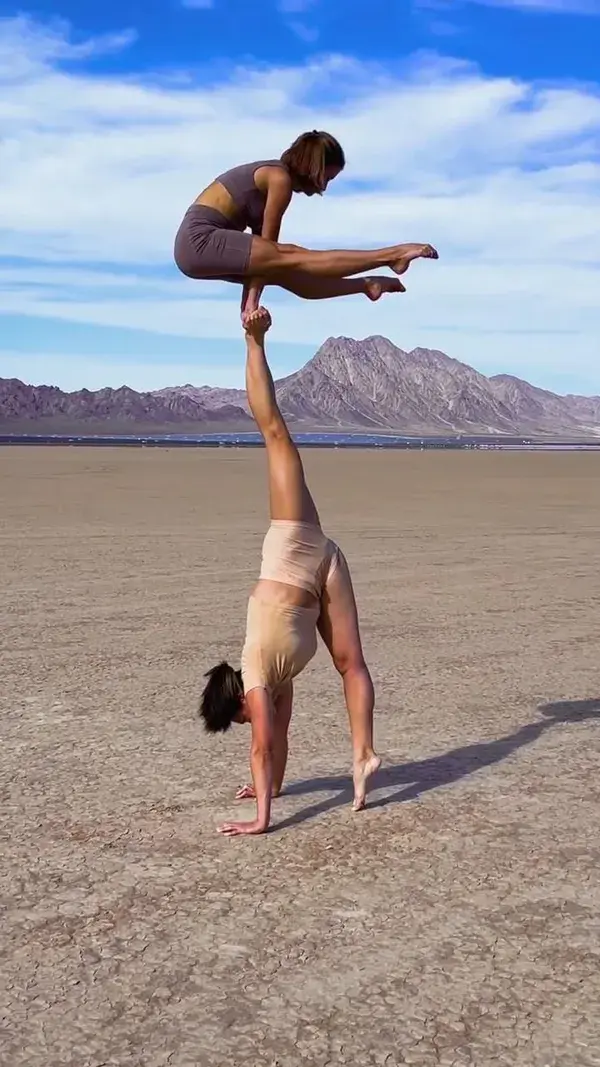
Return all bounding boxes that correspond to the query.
[1,448,599,1066]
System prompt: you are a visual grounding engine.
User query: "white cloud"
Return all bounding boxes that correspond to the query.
[0,14,136,76]
[278,0,319,37]
[0,15,599,390]
[180,0,215,8]
[287,20,320,40]
[466,0,600,13]
[278,0,317,11]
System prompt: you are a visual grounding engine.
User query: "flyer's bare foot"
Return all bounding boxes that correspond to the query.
[364,276,406,301]
[391,243,438,276]
[352,752,382,811]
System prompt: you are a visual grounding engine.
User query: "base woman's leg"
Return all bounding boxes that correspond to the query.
[244,309,320,524]
[317,551,380,810]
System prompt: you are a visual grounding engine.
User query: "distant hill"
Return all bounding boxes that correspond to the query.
[2,337,599,435]
[0,378,253,433]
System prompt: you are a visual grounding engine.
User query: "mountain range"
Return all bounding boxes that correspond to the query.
[2,336,599,436]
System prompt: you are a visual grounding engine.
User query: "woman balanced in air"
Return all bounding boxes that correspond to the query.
[174,130,438,323]
[200,306,380,836]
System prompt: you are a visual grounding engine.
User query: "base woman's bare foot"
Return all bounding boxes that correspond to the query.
[364,276,406,301]
[391,243,439,276]
[352,752,382,811]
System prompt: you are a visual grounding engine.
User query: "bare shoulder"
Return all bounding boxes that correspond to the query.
[246,684,272,708]
[254,164,292,193]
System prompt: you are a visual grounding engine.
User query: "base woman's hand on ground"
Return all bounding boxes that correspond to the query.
[235,783,256,800]
[217,819,267,836]
[235,783,281,800]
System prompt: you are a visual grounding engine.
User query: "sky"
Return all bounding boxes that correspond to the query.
[0,0,599,395]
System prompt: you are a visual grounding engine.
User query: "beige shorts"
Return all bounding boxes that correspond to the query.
[258,520,340,600]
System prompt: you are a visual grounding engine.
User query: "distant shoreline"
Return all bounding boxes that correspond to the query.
[2,432,600,451]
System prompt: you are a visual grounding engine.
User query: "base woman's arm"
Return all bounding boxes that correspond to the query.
[235,681,293,800]
[272,682,293,794]
[218,687,274,836]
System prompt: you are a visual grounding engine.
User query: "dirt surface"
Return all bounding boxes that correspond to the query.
[1,447,599,1067]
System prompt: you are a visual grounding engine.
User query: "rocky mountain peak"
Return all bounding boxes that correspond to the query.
[2,337,599,435]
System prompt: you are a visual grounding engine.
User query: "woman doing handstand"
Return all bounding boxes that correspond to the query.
[200,307,380,836]
[174,130,438,323]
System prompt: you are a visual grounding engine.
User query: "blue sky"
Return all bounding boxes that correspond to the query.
[0,0,599,394]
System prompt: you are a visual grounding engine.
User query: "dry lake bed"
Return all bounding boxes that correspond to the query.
[1,447,599,1066]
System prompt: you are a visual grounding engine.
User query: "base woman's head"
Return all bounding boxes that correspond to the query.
[199,661,245,733]
[281,130,345,196]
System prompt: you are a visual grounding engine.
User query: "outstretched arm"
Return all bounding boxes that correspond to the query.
[218,687,274,836]
[241,170,293,324]
[234,682,293,801]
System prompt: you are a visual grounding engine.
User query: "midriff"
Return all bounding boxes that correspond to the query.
[193,180,238,220]
[252,578,319,609]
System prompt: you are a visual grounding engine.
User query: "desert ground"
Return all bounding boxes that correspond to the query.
[1,446,599,1067]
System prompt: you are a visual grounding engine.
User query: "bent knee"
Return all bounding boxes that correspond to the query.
[332,650,368,677]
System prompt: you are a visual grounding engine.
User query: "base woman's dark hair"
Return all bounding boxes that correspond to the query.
[281,130,345,195]
[199,661,244,733]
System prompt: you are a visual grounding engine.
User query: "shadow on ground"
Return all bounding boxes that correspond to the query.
[274,698,600,832]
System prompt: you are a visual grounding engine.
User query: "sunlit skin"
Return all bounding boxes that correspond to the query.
[216,307,381,838]
[192,158,438,327]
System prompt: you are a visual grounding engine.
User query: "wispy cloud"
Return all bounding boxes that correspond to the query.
[277,0,318,11]
[463,0,600,13]
[0,15,599,389]
[278,0,319,39]
[416,0,600,15]
[0,13,136,73]
[180,0,215,8]
[287,20,320,40]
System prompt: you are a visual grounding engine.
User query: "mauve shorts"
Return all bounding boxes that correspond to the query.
[173,205,253,282]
